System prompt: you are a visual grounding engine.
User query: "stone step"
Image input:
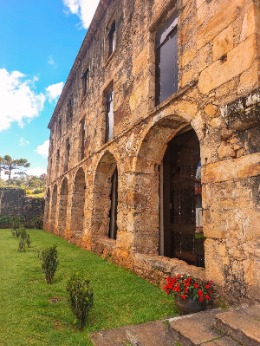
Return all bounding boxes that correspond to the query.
[169,310,239,346]
[214,305,260,346]
[90,320,174,346]
[90,305,260,346]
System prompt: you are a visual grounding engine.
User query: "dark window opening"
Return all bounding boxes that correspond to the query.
[58,119,62,138]
[82,69,89,96]
[105,88,114,142]
[108,21,116,56]
[56,150,60,177]
[67,99,73,122]
[162,129,204,267]
[64,138,70,172]
[79,119,85,161]
[109,168,118,240]
[155,13,178,105]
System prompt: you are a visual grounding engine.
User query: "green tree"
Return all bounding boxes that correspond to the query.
[1,155,30,183]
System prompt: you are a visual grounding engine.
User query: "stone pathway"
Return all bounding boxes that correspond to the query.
[90,304,260,346]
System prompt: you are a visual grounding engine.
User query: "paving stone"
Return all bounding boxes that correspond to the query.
[214,305,260,346]
[203,336,239,346]
[169,310,222,345]
[90,320,174,346]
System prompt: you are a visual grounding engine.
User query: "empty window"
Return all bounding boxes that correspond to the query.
[67,99,73,122]
[58,119,62,138]
[105,88,114,142]
[155,13,178,105]
[64,138,70,172]
[109,168,118,240]
[79,118,85,160]
[82,69,89,96]
[108,21,116,57]
[56,150,60,177]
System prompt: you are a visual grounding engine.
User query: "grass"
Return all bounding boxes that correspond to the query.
[0,229,176,345]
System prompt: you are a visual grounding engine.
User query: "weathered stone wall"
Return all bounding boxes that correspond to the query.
[44,0,260,301]
[0,188,44,228]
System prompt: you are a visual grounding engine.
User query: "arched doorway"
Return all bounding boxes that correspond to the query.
[109,167,118,240]
[58,178,68,236]
[71,168,86,243]
[161,128,204,267]
[44,188,51,226]
[92,151,118,240]
[50,185,57,231]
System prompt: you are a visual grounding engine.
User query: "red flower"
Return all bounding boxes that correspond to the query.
[205,295,211,300]
[181,295,187,300]
[199,297,204,302]
[194,282,200,288]
[198,290,203,296]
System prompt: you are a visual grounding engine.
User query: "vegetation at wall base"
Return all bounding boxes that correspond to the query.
[67,273,94,329]
[39,244,59,284]
[0,229,176,345]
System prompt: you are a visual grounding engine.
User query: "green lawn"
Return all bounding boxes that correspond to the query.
[0,229,176,345]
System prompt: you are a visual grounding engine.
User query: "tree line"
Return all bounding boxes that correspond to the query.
[0,155,46,194]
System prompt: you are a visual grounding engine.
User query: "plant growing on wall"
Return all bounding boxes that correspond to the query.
[66,273,94,329]
[38,245,59,284]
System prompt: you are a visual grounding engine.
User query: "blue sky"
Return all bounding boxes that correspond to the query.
[0,0,99,177]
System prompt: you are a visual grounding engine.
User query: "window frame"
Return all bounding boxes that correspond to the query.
[108,21,116,57]
[155,14,178,106]
[82,68,89,96]
[104,86,114,143]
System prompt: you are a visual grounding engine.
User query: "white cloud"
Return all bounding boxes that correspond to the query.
[45,82,64,102]
[26,167,47,177]
[48,55,55,65]
[35,140,49,158]
[63,0,99,29]
[19,137,30,146]
[0,68,45,131]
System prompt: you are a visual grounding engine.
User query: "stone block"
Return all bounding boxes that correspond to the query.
[198,35,256,94]
[213,25,234,62]
[197,0,245,49]
[202,153,260,183]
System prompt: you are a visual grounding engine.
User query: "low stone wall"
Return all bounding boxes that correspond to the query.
[0,188,44,228]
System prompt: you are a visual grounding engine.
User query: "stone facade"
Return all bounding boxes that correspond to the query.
[0,188,44,227]
[44,0,260,300]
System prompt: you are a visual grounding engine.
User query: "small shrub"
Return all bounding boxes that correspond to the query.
[38,245,59,284]
[19,228,27,240]
[26,234,31,247]
[18,239,26,252]
[66,273,94,329]
[11,229,17,237]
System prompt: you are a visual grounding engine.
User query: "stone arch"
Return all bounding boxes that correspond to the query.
[44,188,51,226]
[92,151,118,240]
[134,114,190,173]
[58,177,69,236]
[133,114,204,267]
[50,185,58,232]
[71,167,86,243]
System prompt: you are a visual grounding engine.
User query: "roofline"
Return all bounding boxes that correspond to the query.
[48,0,111,129]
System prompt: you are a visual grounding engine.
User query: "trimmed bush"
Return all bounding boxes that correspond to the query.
[18,239,26,252]
[38,245,59,284]
[66,273,94,329]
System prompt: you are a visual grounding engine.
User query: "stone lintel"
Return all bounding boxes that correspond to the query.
[202,153,260,184]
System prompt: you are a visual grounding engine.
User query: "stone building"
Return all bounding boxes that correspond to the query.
[44,0,260,300]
